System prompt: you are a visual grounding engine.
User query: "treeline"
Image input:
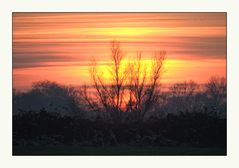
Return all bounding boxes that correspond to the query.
[13,76,226,121]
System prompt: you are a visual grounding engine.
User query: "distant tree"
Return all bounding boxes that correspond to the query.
[205,76,226,106]
[32,80,66,96]
[165,81,200,113]
[169,80,198,97]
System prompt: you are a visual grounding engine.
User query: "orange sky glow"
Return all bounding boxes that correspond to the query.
[13,13,226,90]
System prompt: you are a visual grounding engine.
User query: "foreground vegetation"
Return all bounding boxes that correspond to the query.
[13,110,226,155]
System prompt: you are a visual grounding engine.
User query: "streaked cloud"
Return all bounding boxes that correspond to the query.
[13,13,226,90]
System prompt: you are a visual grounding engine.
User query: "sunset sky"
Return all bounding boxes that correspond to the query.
[13,13,226,90]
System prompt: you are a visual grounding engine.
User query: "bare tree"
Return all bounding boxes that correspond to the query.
[128,51,166,120]
[142,51,166,118]
[109,41,128,118]
[82,41,128,121]
[126,52,147,119]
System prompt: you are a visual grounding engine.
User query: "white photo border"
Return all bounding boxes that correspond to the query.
[1,0,239,168]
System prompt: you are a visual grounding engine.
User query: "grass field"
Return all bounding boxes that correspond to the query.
[13,146,226,156]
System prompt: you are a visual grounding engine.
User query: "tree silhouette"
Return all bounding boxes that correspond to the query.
[169,80,198,97]
[127,51,165,120]
[205,76,226,117]
[206,76,226,104]
[82,41,166,121]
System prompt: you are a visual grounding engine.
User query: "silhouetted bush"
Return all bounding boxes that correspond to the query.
[13,81,85,117]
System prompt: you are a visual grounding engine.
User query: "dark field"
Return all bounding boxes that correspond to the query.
[13,146,226,155]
